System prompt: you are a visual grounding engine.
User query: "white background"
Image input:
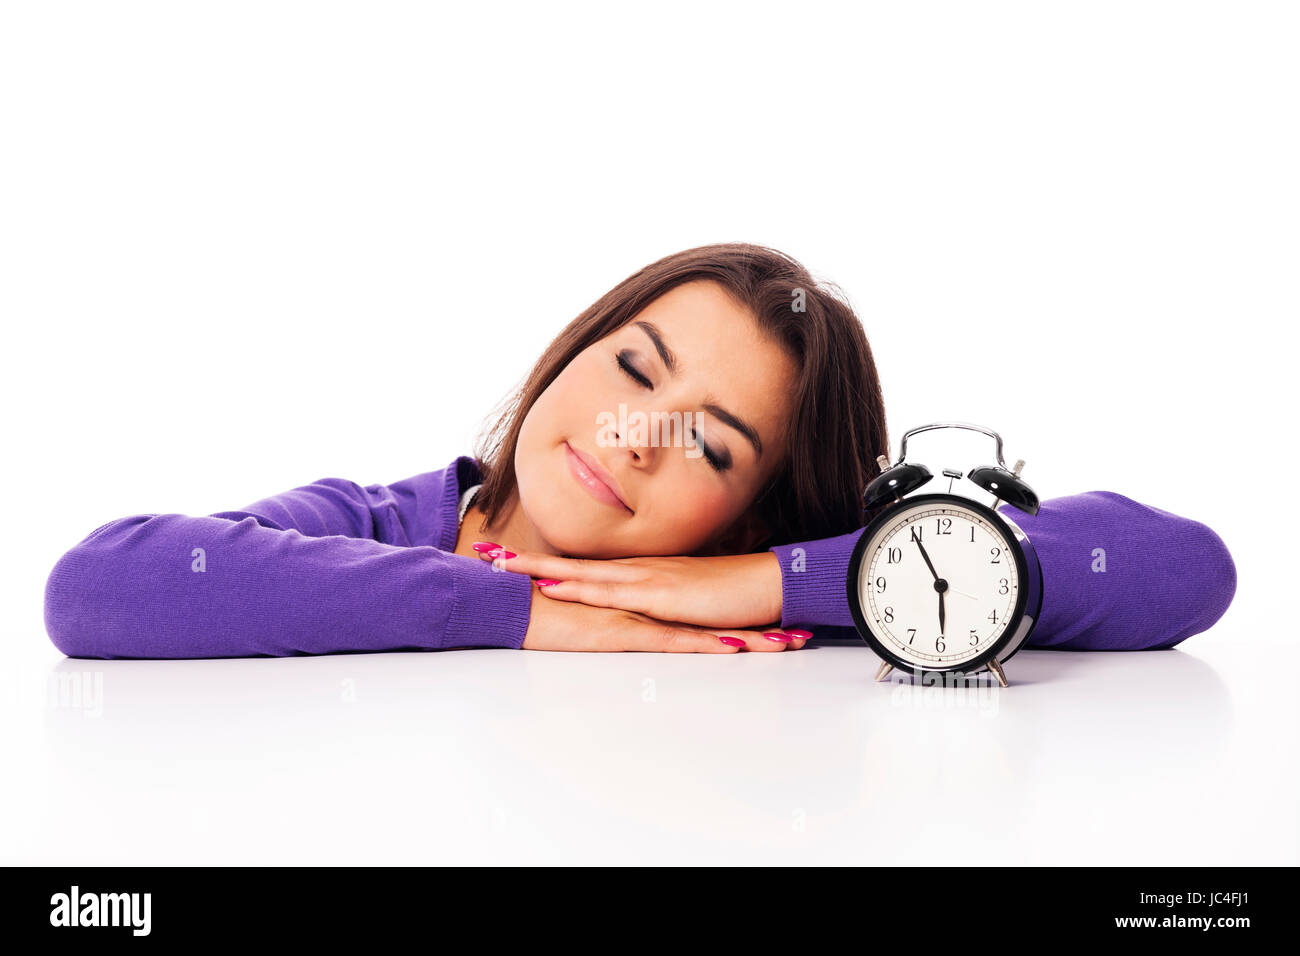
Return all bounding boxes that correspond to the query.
[1,1,1293,864]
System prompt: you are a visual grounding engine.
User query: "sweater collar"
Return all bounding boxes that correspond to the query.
[437,455,485,552]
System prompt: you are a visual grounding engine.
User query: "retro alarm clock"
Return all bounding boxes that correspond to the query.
[846,422,1044,687]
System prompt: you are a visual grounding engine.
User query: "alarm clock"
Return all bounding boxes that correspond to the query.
[846,422,1044,687]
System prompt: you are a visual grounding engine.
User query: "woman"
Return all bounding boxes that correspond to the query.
[44,243,1236,658]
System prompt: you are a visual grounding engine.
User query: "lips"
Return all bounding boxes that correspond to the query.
[564,441,632,513]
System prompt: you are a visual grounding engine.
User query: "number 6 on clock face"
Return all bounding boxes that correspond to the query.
[846,493,1042,678]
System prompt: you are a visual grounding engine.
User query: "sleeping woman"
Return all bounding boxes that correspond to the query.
[43,243,1237,659]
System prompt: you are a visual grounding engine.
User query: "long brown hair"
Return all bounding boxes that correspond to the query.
[472,242,889,552]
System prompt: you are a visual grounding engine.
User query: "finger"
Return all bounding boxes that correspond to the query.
[489,550,638,582]
[623,621,744,653]
[471,542,523,567]
[536,582,812,650]
[529,577,645,614]
[709,627,807,652]
[658,621,809,653]
[712,627,814,651]
[470,541,507,559]
[785,629,813,649]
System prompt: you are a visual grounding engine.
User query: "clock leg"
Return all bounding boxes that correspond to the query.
[986,659,1009,687]
[874,661,894,682]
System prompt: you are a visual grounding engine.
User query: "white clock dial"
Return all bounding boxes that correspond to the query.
[857,502,1020,667]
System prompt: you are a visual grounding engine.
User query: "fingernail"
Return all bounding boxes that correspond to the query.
[471,541,501,553]
[786,629,813,640]
[763,631,793,643]
[718,636,746,647]
[536,579,561,587]
[487,549,517,560]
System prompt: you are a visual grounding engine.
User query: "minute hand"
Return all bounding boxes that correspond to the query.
[914,539,940,581]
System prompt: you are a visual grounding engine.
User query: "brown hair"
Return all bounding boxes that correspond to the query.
[472,242,890,552]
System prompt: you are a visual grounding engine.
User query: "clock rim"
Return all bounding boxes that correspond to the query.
[846,492,1034,677]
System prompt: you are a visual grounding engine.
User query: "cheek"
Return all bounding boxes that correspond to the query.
[653,472,737,534]
[537,361,604,433]
[521,365,589,443]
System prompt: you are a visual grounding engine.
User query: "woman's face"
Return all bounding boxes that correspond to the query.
[515,279,798,558]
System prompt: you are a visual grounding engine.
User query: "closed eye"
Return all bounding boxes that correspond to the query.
[615,351,728,473]
[690,424,727,472]
[617,351,652,388]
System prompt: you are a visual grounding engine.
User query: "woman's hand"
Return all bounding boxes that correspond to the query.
[472,542,801,635]
[522,583,806,652]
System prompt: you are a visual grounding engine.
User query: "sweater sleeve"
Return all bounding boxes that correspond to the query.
[43,474,534,659]
[768,490,1236,651]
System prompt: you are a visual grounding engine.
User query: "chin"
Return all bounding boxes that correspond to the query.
[509,450,616,561]
[537,498,638,557]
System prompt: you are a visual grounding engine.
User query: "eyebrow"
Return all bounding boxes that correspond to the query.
[632,320,764,459]
[633,320,678,374]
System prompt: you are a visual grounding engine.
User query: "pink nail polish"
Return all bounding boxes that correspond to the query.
[536,579,561,587]
[763,632,793,643]
[472,541,501,553]
[718,636,746,647]
[487,549,517,560]
[786,629,813,640]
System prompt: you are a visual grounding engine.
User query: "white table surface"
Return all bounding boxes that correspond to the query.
[3,631,1293,866]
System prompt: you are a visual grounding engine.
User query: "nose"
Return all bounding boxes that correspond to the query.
[612,427,654,466]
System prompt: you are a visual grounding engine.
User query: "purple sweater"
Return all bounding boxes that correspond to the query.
[43,455,1237,658]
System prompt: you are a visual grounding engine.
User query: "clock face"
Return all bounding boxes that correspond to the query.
[854,499,1021,669]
